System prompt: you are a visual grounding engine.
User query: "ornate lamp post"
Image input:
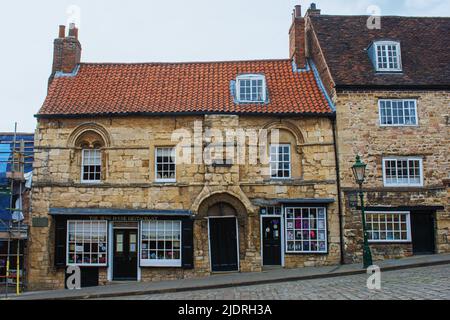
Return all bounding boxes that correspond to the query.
[351,155,373,269]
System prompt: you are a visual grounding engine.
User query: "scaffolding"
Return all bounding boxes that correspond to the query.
[0,123,34,298]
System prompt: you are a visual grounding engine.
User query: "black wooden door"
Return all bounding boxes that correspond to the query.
[113,229,138,280]
[262,217,282,266]
[411,213,435,255]
[209,218,238,272]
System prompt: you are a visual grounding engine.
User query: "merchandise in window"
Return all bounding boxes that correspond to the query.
[285,207,327,253]
[67,221,108,266]
[141,220,182,267]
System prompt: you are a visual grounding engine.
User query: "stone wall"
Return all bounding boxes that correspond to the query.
[28,114,340,290]
[335,90,450,262]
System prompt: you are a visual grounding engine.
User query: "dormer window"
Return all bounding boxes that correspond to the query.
[371,41,402,72]
[236,74,267,103]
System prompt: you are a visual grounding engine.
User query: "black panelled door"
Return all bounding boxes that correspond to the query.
[262,217,282,266]
[411,212,435,255]
[209,218,239,272]
[113,229,138,280]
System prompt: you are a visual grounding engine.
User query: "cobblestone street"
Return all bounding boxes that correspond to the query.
[110,264,450,300]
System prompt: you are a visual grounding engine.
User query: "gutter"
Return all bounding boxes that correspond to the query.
[35,110,336,120]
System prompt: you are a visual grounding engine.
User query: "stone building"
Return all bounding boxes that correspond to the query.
[28,14,341,290]
[299,4,450,262]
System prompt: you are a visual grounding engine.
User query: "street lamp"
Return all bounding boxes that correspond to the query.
[351,155,373,269]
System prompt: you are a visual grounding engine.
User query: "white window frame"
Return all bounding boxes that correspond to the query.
[285,207,328,254]
[236,74,267,103]
[81,149,102,184]
[366,211,412,243]
[382,157,424,187]
[66,220,108,267]
[155,147,176,183]
[379,99,418,127]
[374,41,402,72]
[140,220,182,267]
[269,144,292,180]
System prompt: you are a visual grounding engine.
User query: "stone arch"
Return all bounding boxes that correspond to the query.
[67,123,112,148]
[263,120,305,154]
[192,188,256,217]
[197,192,249,220]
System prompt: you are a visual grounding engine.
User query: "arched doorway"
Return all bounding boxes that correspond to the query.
[207,203,239,272]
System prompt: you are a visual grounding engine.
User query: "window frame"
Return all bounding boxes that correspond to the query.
[285,207,328,254]
[66,220,108,267]
[366,211,412,243]
[81,149,102,184]
[374,41,402,72]
[382,157,424,187]
[269,144,292,180]
[236,74,267,103]
[378,99,418,127]
[140,220,182,268]
[155,147,177,183]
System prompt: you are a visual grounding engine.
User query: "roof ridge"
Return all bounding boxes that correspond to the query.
[315,14,450,19]
[79,58,292,66]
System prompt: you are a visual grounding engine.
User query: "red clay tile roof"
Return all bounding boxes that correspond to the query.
[38,59,333,117]
[310,15,450,88]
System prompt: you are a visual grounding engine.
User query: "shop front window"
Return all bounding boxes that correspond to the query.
[140,220,182,267]
[67,220,108,266]
[285,207,328,253]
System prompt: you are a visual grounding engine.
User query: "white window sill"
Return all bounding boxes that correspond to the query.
[285,251,327,254]
[155,179,177,183]
[380,124,419,128]
[67,263,108,267]
[80,180,102,185]
[369,240,411,244]
[383,184,423,188]
[140,260,182,267]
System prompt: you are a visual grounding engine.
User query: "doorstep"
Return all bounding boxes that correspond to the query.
[8,253,450,300]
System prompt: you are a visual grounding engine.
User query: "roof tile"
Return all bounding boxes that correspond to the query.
[38,59,332,117]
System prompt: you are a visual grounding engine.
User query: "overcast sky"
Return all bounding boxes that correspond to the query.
[0,0,449,132]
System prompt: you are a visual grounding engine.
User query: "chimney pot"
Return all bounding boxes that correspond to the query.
[294,5,302,18]
[58,25,66,38]
[68,23,79,39]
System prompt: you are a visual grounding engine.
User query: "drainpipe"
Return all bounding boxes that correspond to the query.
[332,115,345,265]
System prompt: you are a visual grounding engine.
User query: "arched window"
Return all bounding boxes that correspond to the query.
[75,131,105,183]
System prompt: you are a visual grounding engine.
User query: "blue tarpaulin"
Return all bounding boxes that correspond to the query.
[0,134,34,223]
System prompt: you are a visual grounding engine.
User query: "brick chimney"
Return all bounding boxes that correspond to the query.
[305,3,321,17]
[51,23,81,78]
[289,5,306,69]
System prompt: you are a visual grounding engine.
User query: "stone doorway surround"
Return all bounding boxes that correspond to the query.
[192,188,262,273]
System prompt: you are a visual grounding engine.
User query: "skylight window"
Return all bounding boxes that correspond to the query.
[370,41,402,72]
[236,74,267,103]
